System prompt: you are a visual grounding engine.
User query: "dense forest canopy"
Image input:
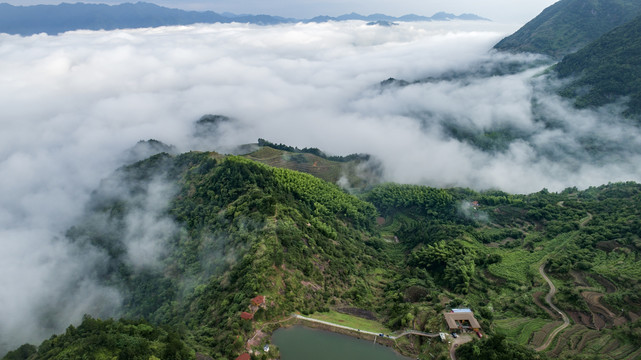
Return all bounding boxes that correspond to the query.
[5,149,640,360]
[555,14,641,116]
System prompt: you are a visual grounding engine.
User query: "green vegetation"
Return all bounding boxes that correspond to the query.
[55,151,389,359]
[6,146,641,360]
[556,14,641,115]
[244,142,382,190]
[494,0,641,59]
[3,316,192,360]
[456,334,547,360]
[306,311,392,334]
[494,318,549,346]
[256,138,370,163]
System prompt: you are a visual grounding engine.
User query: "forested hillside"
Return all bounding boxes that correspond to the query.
[31,151,388,359]
[371,182,641,359]
[493,0,641,58]
[555,14,641,116]
[4,148,641,359]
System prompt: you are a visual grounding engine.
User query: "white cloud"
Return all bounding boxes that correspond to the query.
[1,19,640,353]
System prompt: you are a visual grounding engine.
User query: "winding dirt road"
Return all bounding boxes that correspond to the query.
[535,263,570,352]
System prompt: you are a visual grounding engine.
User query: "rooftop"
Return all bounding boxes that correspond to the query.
[444,311,481,330]
[240,312,254,320]
[251,295,265,306]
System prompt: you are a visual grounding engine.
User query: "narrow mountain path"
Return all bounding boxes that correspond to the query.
[580,212,593,228]
[535,263,570,352]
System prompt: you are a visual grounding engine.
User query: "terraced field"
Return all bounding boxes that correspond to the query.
[244,147,345,183]
[529,320,563,348]
[547,325,641,359]
[494,318,548,346]
[548,325,590,357]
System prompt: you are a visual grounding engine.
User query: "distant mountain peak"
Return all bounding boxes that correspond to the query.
[0,2,490,36]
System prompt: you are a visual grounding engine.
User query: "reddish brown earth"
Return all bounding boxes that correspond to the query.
[567,310,594,327]
[532,291,560,320]
[581,291,615,329]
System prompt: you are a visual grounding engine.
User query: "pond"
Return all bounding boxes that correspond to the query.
[271,326,412,360]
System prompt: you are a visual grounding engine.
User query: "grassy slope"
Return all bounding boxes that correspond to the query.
[242,145,381,190]
[306,311,392,334]
[243,146,345,184]
[494,0,641,59]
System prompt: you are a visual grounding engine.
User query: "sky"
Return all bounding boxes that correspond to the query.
[1,12,640,356]
[3,0,560,23]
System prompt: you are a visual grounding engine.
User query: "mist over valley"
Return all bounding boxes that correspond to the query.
[1,5,641,359]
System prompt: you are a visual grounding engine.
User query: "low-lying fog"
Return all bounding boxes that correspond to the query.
[1,20,639,353]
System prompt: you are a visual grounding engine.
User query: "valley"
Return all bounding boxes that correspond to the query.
[3,0,641,359]
[4,146,640,360]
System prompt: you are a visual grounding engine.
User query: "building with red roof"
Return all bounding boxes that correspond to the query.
[235,353,250,360]
[240,312,253,320]
[251,295,265,306]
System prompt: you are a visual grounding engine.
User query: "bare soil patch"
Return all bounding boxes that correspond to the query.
[589,274,617,293]
[569,270,589,287]
[581,291,619,329]
[532,291,559,319]
[567,310,594,328]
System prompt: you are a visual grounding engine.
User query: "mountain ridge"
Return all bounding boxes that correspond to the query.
[555,14,641,116]
[493,0,641,59]
[0,2,489,36]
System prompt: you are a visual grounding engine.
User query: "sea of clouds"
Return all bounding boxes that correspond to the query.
[2,20,641,353]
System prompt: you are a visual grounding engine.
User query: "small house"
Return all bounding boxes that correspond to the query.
[251,295,265,307]
[240,312,254,320]
[235,353,250,360]
[444,309,481,331]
